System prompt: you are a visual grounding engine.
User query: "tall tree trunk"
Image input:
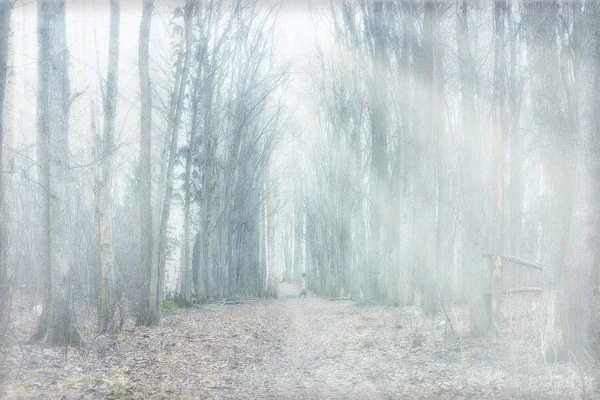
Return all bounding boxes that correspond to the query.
[490,0,506,329]
[368,0,388,300]
[198,49,218,300]
[398,1,419,305]
[98,0,121,333]
[564,0,600,360]
[0,0,12,335]
[184,5,215,303]
[137,0,158,326]
[32,0,82,345]
[417,0,440,314]
[433,0,451,308]
[158,0,194,306]
[155,10,186,298]
[457,0,487,335]
[524,0,575,360]
[508,4,524,259]
[183,45,205,303]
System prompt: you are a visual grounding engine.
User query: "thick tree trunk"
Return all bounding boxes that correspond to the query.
[98,0,121,333]
[32,0,82,346]
[183,48,204,302]
[158,0,194,306]
[197,51,217,300]
[137,0,158,326]
[564,0,600,360]
[524,0,576,360]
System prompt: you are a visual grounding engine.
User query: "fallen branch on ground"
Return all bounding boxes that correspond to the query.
[504,287,542,294]
[482,253,544,271]
[220,299,247,305]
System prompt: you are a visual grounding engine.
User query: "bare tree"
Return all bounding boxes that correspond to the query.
[573,0,600,357]
[367,0,390,300]
[183,0,219,303]
[157,0,194,305]
[523,0,576,360]
[551,0,600,361]
[416,0,442,313]
[31,0,82,345]
[137,0,159,326]
[487,0,507,333]
[456,0,486,335]
[507,1,525,259]
[0,0,12,335]
[97,0,122,333]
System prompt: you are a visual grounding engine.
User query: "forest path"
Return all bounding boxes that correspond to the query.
[2,285,595,399]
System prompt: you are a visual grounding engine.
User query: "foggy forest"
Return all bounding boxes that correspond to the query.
[1,0,600,398]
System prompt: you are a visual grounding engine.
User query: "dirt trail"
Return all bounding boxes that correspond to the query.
[1,284,598,399]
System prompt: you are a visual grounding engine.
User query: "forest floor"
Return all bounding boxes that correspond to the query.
[1,283,599,399]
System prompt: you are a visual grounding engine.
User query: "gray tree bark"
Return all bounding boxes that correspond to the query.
[367,0,388,300]
[32,0,82,345]
[136,0,159,326]
[98,0,121,333]
[489,0,506,332]
[456,0,488,336]
[157,0,194,306]
[184,33,206,302]
[523,0,576,360]
[507,4,524,259]
[562,0,600,360]
[0,0,12,334]
[418,0,441,314]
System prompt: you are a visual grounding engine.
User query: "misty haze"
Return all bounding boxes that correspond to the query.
[1,0,600,398]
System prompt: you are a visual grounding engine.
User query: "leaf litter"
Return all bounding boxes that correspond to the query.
[1,284,599,399]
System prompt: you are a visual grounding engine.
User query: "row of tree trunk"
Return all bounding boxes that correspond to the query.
[0,0,283,342]
[300,0,600,360]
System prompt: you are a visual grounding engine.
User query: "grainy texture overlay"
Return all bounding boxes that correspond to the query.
[1,284,598,399]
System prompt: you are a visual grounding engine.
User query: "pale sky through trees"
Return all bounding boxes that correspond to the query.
[8,0,320,201]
